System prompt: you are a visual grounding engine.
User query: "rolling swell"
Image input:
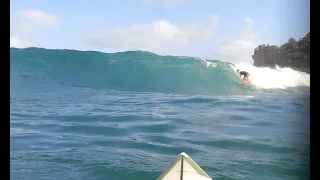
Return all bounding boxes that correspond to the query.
[10,47,251,95]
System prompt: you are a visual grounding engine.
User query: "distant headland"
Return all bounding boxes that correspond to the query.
[252,32,310,73]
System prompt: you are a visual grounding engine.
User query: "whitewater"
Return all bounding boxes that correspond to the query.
[10,47,309,180]
[233,62,309,89]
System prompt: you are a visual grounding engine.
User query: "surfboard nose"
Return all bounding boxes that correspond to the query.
[157,152,213,180]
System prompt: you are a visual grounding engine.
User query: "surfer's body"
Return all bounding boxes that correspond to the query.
[237,69,251,84]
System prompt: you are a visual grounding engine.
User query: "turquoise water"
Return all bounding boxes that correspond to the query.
[10,47,310,180]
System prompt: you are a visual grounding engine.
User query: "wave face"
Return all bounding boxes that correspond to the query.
[10,47,310,95]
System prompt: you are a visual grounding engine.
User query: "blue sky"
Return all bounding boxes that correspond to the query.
[10,0,310,63]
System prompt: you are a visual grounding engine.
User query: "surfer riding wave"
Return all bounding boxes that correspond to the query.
[237,69,251,84]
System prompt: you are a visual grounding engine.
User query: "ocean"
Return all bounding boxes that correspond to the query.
[10,47,310,180]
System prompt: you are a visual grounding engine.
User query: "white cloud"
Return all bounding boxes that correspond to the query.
[10,10,60,48]
[10,8,258,64]
[20,10,60,26]
[10,36,31,48]
[214,17,257,64]
[84,15,259,64]
[85,15,218,54]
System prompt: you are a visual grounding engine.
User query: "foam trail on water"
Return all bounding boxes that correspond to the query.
[234,62,310,89]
